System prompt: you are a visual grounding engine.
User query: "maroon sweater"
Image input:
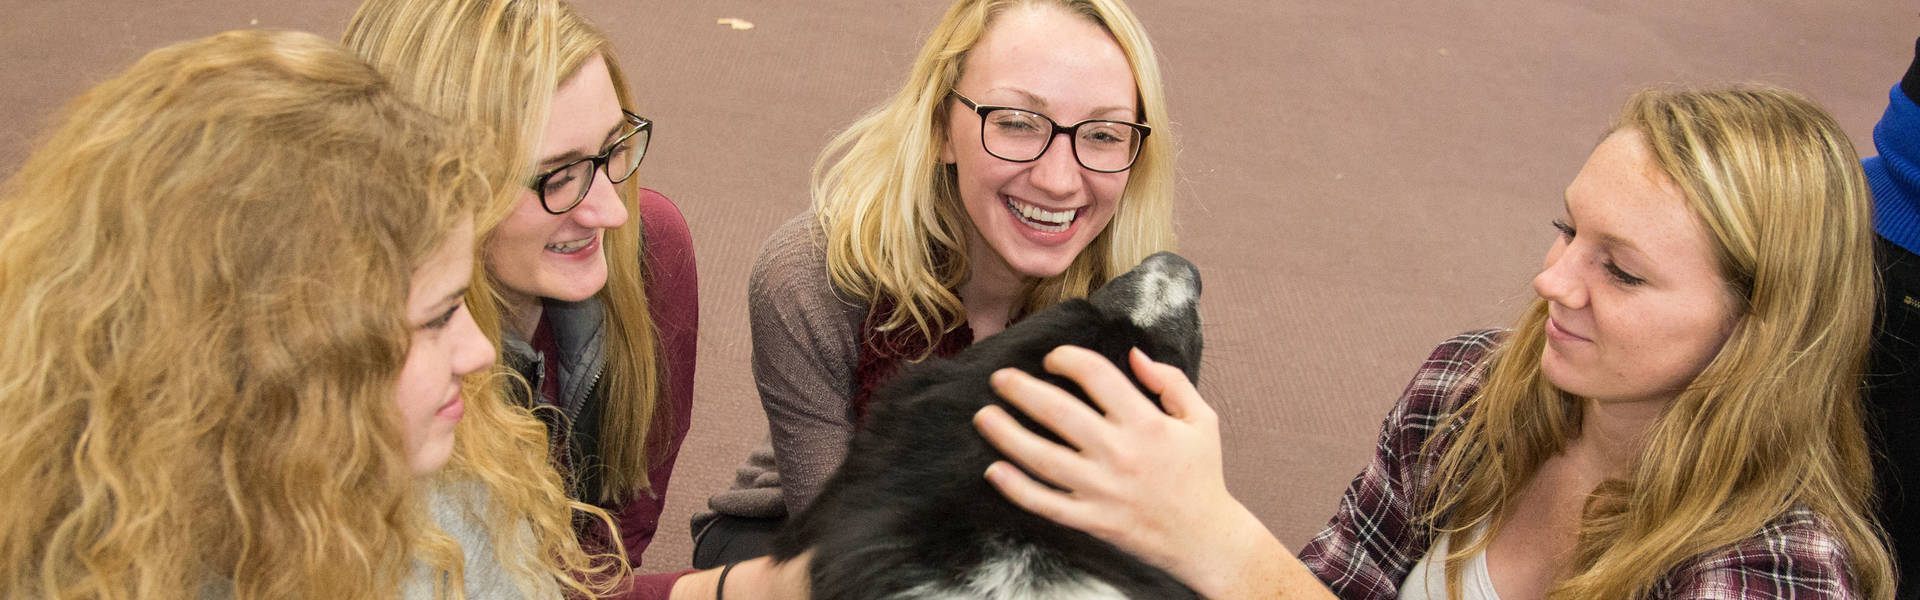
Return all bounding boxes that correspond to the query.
[523,188,699,597]
[630,187,699,567]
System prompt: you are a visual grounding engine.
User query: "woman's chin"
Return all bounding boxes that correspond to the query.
[1007,256,1076,280]
[993,239,1091,280]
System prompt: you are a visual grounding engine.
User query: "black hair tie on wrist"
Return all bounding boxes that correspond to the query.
[716,561,738,600]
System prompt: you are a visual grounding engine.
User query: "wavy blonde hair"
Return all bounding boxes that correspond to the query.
[1424,87,1891,599]
[344,0,666,508]
[0,29,610,599]
[815,0,1177,349]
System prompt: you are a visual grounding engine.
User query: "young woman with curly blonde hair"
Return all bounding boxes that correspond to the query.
[0,29,620,599]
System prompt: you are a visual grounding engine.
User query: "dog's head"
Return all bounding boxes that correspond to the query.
[775,252,1207,600]
[993,250,1203,385]
[1081,251,1202,382]
[889,251,1203,409]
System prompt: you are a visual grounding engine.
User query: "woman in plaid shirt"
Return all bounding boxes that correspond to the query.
[975,87,1895,599]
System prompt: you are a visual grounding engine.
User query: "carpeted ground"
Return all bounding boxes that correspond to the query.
[2,0,1910,575]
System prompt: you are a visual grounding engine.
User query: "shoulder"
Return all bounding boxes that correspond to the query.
[1297,331,1506,595]
[1374,329,1505,489]
[1660,507,1859,598]
[425,480,494,545]
[750,212,857,312]
[633,187,697,336]
[1415,330,1503,387]
[636,187,692,264]
[754,211,828,275]
[413,481,553,600]
[1395,329,1504,425]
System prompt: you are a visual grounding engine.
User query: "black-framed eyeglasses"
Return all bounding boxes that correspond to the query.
[526,110,652,214]
[948,90,1150,173]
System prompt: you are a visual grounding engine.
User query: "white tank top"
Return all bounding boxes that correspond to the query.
[1397,530,1502,600]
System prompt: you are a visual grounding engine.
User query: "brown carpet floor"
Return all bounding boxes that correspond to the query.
[3,0,1910,574]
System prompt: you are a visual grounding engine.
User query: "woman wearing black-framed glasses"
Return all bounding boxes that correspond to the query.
[691,0,1180,577]
[342,1,790,598]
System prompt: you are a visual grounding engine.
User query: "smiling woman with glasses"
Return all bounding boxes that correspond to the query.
[690,0,1179,572]
[342,1,752,597]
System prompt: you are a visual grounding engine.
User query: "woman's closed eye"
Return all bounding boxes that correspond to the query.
[542,171,577,195]
[423,304,462,330]
[1554,219,1646,286]
[990,112,1044,133]
[1604,261,1646,286]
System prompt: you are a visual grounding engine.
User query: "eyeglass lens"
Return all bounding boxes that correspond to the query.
[540,126,649,212]
[981,109,1141,172]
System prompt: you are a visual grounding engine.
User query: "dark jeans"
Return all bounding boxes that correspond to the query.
[1867,236,1920,600]
[691,514,784,569]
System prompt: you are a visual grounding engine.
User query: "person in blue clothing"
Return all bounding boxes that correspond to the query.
[1860,33,1920,600]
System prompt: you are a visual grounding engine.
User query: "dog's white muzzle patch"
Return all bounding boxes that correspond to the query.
[1126,262,1198,330]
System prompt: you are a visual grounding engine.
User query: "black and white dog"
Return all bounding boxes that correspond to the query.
[772,252,1203,599]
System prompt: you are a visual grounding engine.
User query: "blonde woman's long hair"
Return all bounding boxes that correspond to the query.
[815,0,1177,349]
[343,0,666,508]
[0,29,610,599]
[1423,87,1891,599]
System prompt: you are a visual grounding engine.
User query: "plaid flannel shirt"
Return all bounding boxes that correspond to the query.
[1296,330,1862,599]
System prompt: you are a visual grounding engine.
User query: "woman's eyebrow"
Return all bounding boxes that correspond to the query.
[537,149,589,170]
[990,87,1133,120]
[1566,196,1654,266]
[1598,231,1648,262]
[440,287,470,307]
[535,117,630,169]
[600,118,625,144]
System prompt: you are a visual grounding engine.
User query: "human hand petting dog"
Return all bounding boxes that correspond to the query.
[973,345,1331,600]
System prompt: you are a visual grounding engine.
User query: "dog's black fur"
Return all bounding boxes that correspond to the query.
[771,252,1203,599]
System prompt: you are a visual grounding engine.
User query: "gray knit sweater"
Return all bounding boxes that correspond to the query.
[405,481,555,599]
[198,481,556,599]
[698,213,869,525]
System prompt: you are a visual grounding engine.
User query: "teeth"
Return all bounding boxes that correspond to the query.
[547,237,593,253]
[1004,198,1077,232]
[1015,201,1076,224]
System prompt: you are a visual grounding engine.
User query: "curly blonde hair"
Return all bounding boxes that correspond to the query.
[0,29,611,599]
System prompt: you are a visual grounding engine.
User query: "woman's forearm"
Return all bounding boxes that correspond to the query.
[1184,501,1336,600]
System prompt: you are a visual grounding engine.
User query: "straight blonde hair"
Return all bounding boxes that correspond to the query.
[1424,87,1891,599]
[815,0,1177,350]
[344,0,667,508]
[0,29,611,599]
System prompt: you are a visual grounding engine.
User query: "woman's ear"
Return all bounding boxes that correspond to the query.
[938,124,957,165]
